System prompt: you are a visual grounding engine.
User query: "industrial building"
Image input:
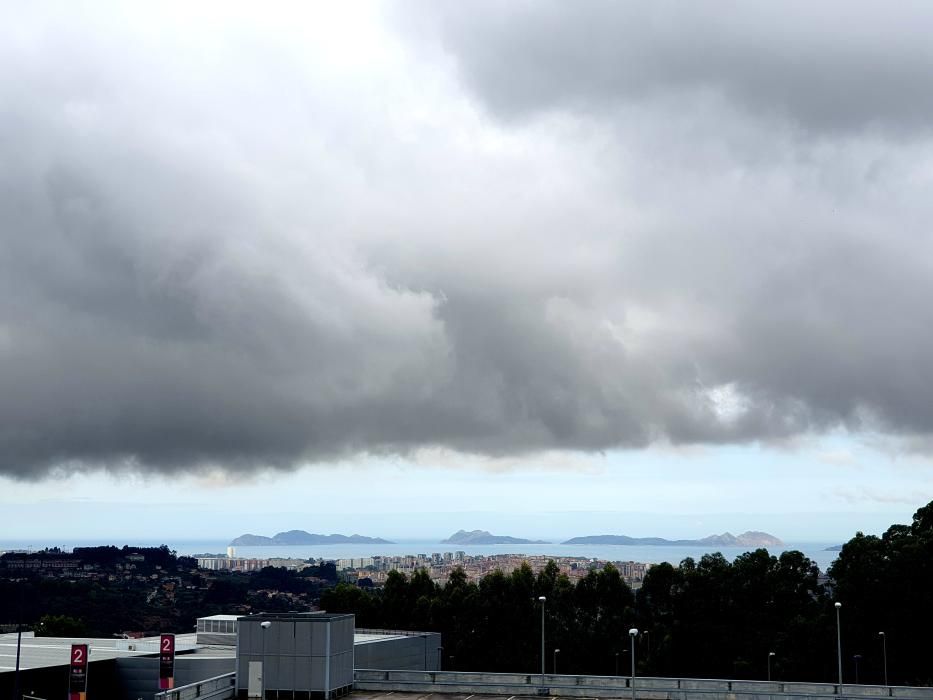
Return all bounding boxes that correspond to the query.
[236,613,354,699]
[8,621,933,700]
[0,612,441,700]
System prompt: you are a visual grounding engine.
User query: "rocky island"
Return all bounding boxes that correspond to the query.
[563,531,784,547]
[230,530,393,546]
[442,529,550,545]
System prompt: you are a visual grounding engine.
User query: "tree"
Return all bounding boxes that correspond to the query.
[36,614,88,637]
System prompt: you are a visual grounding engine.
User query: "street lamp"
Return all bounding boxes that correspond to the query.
[768,652,775,682]
[538,596,547,682]
[13,622,22,700]
[879,632,888,688]
[14,587,24,700]
[554,648,560,675]
[438,646,444,672]
[835,602,843,692]
[629,628,638,700]
[615,652,620,676]
[853,655,862,684]
[260,620,272,699]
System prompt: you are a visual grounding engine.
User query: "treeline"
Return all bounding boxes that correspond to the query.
[0,548,334,637]
[72,544,195,569]
[322,502,933,686]
[0,544,194,571]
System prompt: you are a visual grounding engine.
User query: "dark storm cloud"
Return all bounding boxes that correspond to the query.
[406,0,933,133]
[4,3,933,479]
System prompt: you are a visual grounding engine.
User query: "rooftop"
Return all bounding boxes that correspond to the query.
[0,632,198,671]
[0,628,424,672]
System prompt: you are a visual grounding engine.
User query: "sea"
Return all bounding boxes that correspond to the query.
[0,539,842,573]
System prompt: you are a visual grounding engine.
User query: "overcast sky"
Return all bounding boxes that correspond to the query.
[2,1,932,543]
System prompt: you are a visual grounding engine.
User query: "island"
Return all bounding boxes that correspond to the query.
[562,531,784,548]
[442,529,550,545]
[824,544,843,551]
[230,530,394,546]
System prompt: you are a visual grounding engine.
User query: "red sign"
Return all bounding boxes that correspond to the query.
[159,634,175,690]
[69,644,89,700]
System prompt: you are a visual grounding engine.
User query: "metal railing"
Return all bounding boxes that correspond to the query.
[146,668,933,700]
[353,669,933,700]
[153,672,236,700]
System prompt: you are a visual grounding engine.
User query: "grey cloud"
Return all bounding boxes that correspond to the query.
[403,0,933,133]
[4,4,933,479]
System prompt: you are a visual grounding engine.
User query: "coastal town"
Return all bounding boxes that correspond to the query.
[196,549,651,588]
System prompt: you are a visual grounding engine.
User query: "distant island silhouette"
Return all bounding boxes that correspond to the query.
[563,531,784,547]
[442,529,550,545]
[230,530,394,546]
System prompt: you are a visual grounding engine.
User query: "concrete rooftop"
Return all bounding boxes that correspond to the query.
[0,632,199,671]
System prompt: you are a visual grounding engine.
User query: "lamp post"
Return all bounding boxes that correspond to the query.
[260,620,271,699]
[768,652,775,682]
[13,623,22,700]
[615,652,620,676]
[853,655,862,685]
[438,646,444,672]
[835,602,843,692]
[13,587,23,700]
[879,632,888,688]
[538,596,547,682]
[629,628,638,700]
[554,648,560,675]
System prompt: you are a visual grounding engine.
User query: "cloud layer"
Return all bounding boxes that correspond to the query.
[411,0,933,134]
[4,2,933,478]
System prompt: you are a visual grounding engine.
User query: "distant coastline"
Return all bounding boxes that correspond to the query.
[230,528,783,548]
[230,530,394,546]
[563,531,784,548]
[0,538,842,572]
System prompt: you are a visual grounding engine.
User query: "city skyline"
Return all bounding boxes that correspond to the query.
[2,3,933,542]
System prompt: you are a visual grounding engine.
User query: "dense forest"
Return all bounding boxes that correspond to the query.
[322,502,933,686]
[0,545,335,637]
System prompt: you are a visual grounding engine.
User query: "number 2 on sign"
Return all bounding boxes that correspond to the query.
[162,638,172,652]
[72,647,84,663]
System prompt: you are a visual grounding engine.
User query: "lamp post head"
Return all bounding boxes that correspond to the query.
[260,621,272,629]
[629,628,638,636]
[555,649,560,654]
[834,602,842,609]
[878,631,885,637]
[769,652,775,657]
[538,596,546,602]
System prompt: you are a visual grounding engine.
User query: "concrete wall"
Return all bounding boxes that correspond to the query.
[115,655,235,700]
[129,667,933,700]
[354,632,442,671]
[353,669,933,700]
[0,659,120,700]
